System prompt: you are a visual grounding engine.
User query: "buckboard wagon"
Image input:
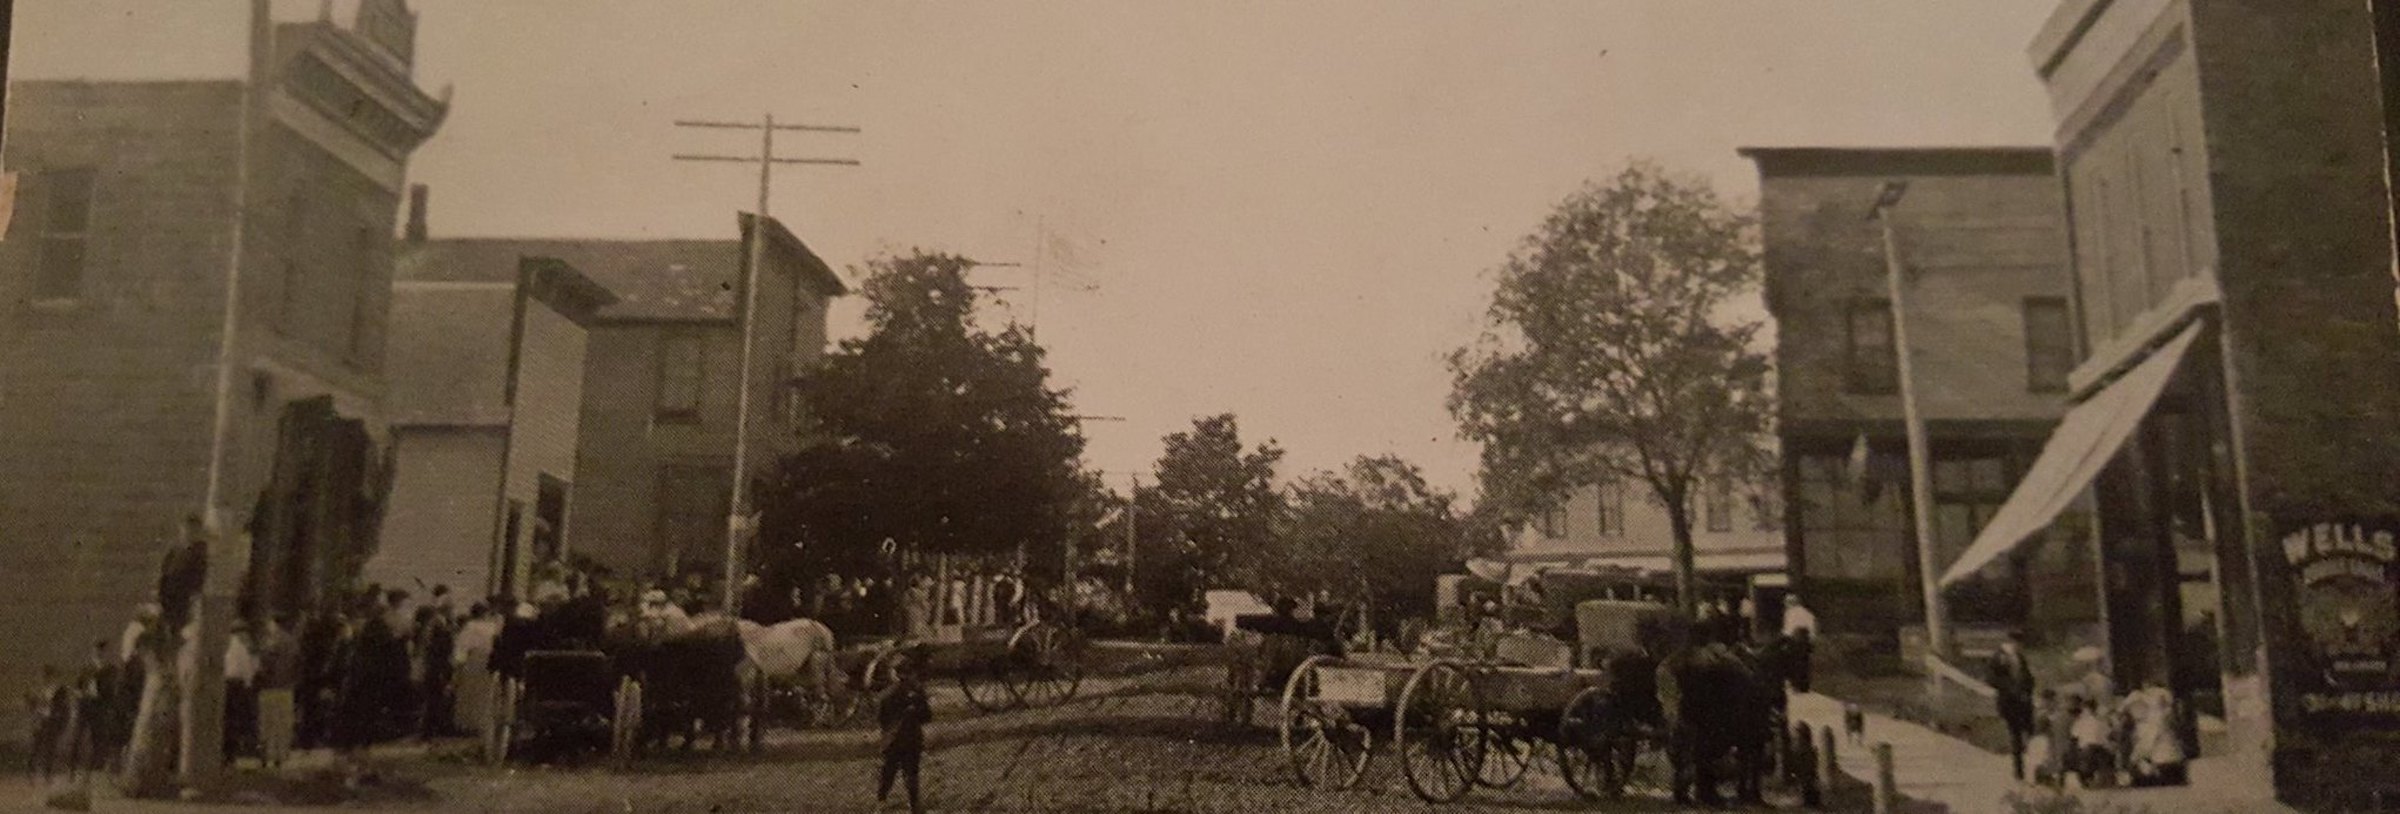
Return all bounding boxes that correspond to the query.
[1275,600,1685,804]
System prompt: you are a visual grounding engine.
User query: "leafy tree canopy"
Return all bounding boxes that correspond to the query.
[756,251,1087,616]
[1448,161,1773,614]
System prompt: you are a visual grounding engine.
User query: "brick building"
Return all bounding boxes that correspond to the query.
[393,214,845,586]
[1742,147,2080,662]
[0,0,443,730]
[371,239,615,599]
[1931,1,2400,805]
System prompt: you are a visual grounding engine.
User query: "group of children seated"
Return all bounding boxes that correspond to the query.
[2024,682,2187,789]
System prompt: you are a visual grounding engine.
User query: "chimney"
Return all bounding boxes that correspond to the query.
[405,184,429,243]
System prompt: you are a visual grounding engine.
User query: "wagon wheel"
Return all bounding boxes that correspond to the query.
[957,650,1019,713]
[1472,713,1536,790]
[1395,660,1487,803]
[1004,623,1087,708]
[1278,656,1373,790]
[1556,687,1617,799]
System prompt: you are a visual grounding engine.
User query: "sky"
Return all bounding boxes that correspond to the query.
[381,1,2062,499]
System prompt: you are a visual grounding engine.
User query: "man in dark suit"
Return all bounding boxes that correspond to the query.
[1987,630,2037,782]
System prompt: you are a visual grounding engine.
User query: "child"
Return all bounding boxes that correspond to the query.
[2070,695,2114,788]
[2029,689,2063,787]
[24,664,69,783]
[877,651,932,813]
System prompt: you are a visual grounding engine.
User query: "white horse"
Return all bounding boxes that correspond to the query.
[735,618,847,738]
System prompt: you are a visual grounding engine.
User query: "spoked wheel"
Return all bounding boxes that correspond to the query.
[1472,719,1536,789]
[1278,656,1374,790]
[1557,687,1619,799]
[1395,660,1487,803]
[1004,623,1087,708]
[956,657,1017,713]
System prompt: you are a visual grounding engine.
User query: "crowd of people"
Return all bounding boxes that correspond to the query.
[1990,633,2189,790]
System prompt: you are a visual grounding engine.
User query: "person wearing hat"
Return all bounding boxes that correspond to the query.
[875,649,933,813]
[1987,630,2038,782]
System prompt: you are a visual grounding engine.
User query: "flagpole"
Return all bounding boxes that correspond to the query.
[1869,181,1952,672]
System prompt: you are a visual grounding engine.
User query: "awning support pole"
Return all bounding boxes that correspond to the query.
[1871,182,1952,671]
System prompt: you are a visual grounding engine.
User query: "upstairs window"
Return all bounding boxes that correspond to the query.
[2023,297,2074,393]
[1537,503,1567,539]
[1844,297,1897,394]
[1705,475,1734,533]
[1593,480,1626,536]
[656,332,706,422]
[34,167,95,301]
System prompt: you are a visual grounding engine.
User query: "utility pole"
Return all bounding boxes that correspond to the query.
[673,114,858,615]
[179,0,271,789]
[1869,181,1951,670]
[1125,474,1139,595]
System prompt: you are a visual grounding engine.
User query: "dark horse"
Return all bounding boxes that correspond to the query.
[1674,622,1809,806]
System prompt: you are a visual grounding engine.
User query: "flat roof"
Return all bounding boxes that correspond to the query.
[1737,146,2055,178]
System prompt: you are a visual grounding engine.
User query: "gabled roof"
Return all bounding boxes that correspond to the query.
[398,238,742,322]
[386,283,515,426]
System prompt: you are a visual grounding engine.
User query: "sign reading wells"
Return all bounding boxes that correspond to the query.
[2278,520,2400,719]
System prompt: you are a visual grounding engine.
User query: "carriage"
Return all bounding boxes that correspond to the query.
[489,649,644,765]
[1273,599,1686,804]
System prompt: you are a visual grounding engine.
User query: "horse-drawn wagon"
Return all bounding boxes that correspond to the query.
[1273,598,1686,804]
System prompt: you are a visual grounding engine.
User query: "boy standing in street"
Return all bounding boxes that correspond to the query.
[877,650,932,813]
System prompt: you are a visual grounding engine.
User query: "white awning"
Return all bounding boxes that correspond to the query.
[1938,321,2204,588]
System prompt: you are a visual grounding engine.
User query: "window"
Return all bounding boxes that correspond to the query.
[1844,298,1897,394]
[656,332,706,421]
[1705,476,1734,533]
[1538,503,1567,538]
[1593,480,1626,536]
[1750,490,1780,532]
[658,466,730,570]
[34,167,95,300]
[2023,297,2074,393]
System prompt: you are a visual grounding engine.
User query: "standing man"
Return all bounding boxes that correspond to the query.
[255,615,299,769]
[1988,630,2038,782]
[876,649,933,814]
[157,517,211,639]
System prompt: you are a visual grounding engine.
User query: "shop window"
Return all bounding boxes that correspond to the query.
[33,167,95,301]
[656,332,706,422]
[1844,298,1897,394]
[2023,297,2074,393]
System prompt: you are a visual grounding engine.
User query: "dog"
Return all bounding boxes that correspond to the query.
[1842,702,1866,745]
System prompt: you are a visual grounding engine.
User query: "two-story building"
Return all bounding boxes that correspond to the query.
[370,203,616,599]
[1939,1,2400,805]
[0,0,444,731]
[1506,474,1784,583]
[1743,147,2080,666]
[393,213,845,589]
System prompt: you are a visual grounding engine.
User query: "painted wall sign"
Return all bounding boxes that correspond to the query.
[2277,520,2400,718]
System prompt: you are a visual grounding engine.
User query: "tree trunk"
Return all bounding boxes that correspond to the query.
[1665,497,1698,619]
[118,644,181,798]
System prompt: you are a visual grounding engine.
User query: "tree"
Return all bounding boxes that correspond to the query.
[1279,454,1495,638]
[1138,414,1285,613]
[1448,161,1773,616]
[756,251,1088,614]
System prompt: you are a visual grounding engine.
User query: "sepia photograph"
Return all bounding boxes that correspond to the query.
[1,1,2397,812]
